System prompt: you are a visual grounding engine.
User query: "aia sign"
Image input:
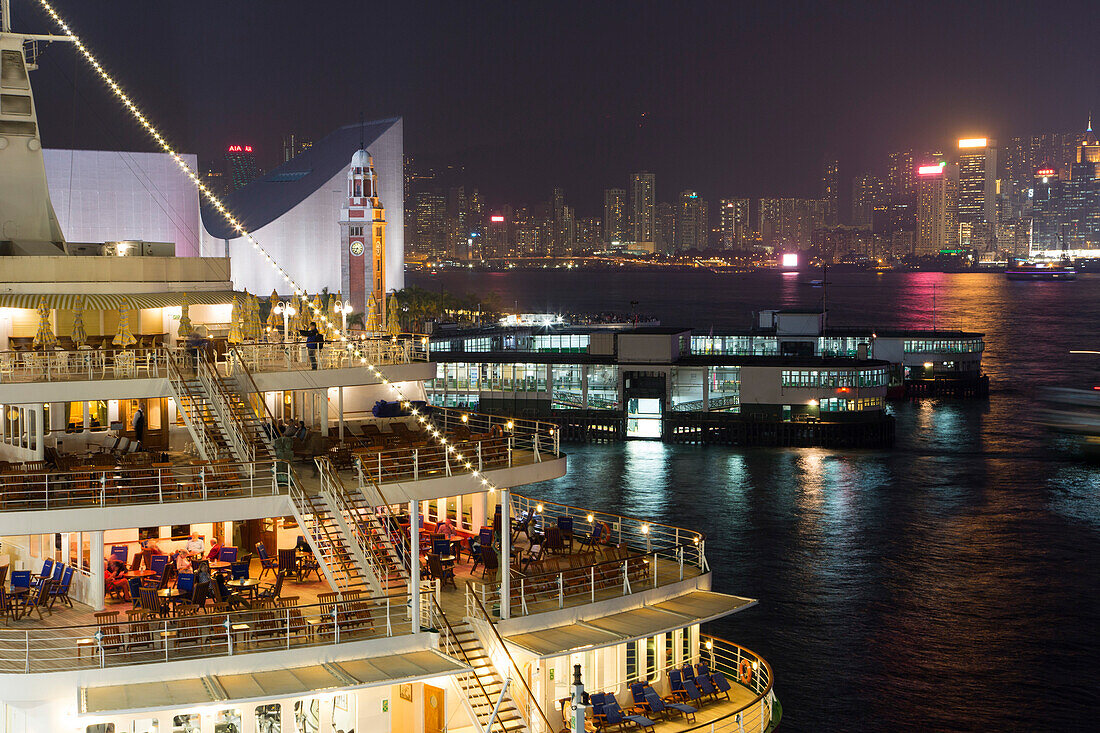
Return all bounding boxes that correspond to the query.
[227,145,253,153]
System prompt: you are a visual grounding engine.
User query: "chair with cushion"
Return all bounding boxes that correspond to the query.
[176,572,195,596]
[556,516,574,552]
[48,565,75,609]
[145,554,169,587]
[277,548,299,580]
[218,546,238,563]
[603,692,656,731]
[255,542,278,580]
[33,558,54,587]
[10,570,31,591]
[128,577,144,608]
[256,571,285,603]
[668,669,706,706]
[683,664,721,701]
[110,545,129,563]
[695,662,733,698]
[478,544,499,580]
[230,561,251,581]
[431,539,451,557]
[631,682,697,722]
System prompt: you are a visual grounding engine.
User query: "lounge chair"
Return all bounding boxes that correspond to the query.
[683,664,721,701]
[695,662,733,699]
[591,692,655,732]
[668,668,706,706]
[630,682,697,722]
[49,565,75,608]
[255,542,279,579]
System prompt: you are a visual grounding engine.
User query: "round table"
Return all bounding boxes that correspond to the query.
[227,578,261,601]
[124,570,155,579]
[157,588,180,600]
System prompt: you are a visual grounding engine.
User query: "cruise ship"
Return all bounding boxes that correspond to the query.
[0,4,779,732]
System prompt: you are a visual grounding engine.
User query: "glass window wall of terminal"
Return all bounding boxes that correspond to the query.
[586,365,621,409]
[903,338,984,353]
[551,364,584,408]
[781,367,889,388]
[671,368,706,411]
[709,366,741,410]
[818,336,864,357]
[691,335,779,356]
[820,396,885,411]
[534,333,590,353]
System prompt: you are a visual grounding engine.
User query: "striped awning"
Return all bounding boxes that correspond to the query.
[0,291,241,310]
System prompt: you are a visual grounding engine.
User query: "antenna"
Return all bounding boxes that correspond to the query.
[359,111,364,150]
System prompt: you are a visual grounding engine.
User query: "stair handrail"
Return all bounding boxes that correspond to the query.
[196,353,255,463]
[469,591,554,733]
[284,465,351,595]
[353,458,413,576]
[314,456,389,597]
[428,596,508,733]
[165,350,220,461]
[226,345,277,454]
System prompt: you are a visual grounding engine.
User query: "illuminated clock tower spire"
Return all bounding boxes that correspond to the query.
[339,148,387,330]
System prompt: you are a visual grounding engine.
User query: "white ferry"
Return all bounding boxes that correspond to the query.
[0,4,778,732]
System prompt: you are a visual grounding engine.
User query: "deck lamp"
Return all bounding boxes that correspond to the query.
[536,504,544,513]
[586,514,594,523]
[273,301,295,341]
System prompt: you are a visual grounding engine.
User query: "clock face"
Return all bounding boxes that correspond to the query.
[350,241,365,256]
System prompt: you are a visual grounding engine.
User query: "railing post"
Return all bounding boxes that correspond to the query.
[678,546,684,580]
[558,573,564,609]
[201,467,207,501]
[24,631,30,673]
[413,449,419,482]
[653,551,658,588]
[508,435,513,467]
[591,565,596,603]
[100,472,106,506]
[44,473,48,509]
[477,442,482,471]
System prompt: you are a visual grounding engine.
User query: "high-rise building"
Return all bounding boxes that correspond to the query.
[887,150,916,203]
[916,162,948,256]
[851,174,884,228]
[575,217,602,252]
[603,188,626,245]
[822,159,839,227]
[758,198,782,248]
[655,201,676,253]
[676,191,704,252]
[698,199,710,250]
[629,171,656,246]
[957,137,998,249]
[445,186,468,258]
[551,187,569,255]
[486,210,511,258]
[281,134,312,163]
[411,191,446,257]
[719,198,750,249]
[224,144,260,191]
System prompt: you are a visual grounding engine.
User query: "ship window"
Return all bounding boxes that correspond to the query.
[1,50,30,89]
[1,93,31,115]
[293,699,319,733]
[215,709,241,732]
[255,704,280,732]
[172,714,200,733]
[330,695,356,732]
[0,120,36,136]
[645,636,658,680]
[626,639,639,682]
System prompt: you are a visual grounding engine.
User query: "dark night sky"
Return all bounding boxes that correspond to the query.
[17,0,1100,216]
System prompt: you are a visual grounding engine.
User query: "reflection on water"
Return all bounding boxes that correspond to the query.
[468,270,1100,730]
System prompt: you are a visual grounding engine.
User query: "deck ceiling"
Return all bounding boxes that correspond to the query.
[503,591,757,659]
[79,650,467,715]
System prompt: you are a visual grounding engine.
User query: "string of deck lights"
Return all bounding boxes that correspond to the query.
[36,0,507,493]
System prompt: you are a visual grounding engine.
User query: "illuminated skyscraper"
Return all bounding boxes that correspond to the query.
[887,149,915,203]
[656,201,676,253]
[822,158,839,226]
[719,198,750,249]
[603,188,626,245]
[224,144,260,191]
[916,162,948,255]
[629,171,656,245]
[851,174,884,228]
[957,137,998,248]
[676,190,704,251]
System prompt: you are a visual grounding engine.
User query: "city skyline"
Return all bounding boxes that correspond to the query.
[21,0,1099,208]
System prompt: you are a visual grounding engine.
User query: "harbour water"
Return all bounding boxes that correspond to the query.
[411,269,1100,730]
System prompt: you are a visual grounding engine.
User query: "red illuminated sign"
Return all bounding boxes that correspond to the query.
[490,215,505,223]
[1036,168,1055,176]
[226,145,253,153]
[917,164,944,175]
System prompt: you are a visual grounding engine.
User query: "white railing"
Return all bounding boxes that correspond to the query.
[467,493,707,617]
[315,457,388,597]
[223,335,429,375]
[197,355,255,464]
[0,347,167,384]
[285,470,344,593]
[352,407,561,487]
[165,351,220,461]
[0,459,286,512]
[678,635,776,733]
[0,594,411,674]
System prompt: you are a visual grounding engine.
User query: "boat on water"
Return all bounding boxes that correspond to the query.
[1005,258,1077,281]
[0,4,779,730]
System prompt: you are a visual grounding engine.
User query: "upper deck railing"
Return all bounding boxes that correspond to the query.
[0,336,430,385]
[0,593,412,674]
[467,493,707,617]
[353,407,562,487]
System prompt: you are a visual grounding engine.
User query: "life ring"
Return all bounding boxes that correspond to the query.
[490,425,504,437]
[739,659,753,685]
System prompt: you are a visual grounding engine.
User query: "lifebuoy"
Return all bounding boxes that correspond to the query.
[739,659,753,685]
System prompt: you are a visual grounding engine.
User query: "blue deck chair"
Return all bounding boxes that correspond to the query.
[144,554,169,588]
[668,668,705,705]
[578,522,604,552]
[604,693,655,732]
[683,664,719,700]
[34,559,54,587]
[110,545,129,562]
[219,546,238,563]
[51,562,65,581]
[696,662,733,699]
[176,572,194,595]
[10,570,31,591]
[49,566,74,608]
[432,539,451,556]
[478,527,494,547]
[230,561,250,580]
[557,516,574,550]
[255,542,278,579]
[630,682,696,722]
[128,577,143,608]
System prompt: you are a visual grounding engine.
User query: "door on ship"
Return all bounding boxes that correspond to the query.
[624,372,666,439]
[237,518,279,558]
[424,683,445,733]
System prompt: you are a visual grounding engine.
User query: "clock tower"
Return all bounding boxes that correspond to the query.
[339,148,387,329]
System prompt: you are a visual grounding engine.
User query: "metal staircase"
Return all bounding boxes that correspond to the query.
[431,599,527,733]
[285,470,371,594]
[166,353,226,460]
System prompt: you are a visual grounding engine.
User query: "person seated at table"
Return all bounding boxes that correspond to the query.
[139,538,162,570]
[294,420,308,441]
[174,550,193,574]
[185,531,204,557]
[282,421,297,438]
[206,537,223,561]
[213,571,250,610]
[105,556,128,596]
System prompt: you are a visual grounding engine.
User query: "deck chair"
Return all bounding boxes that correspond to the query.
[578,522,605,553]
[255,542,279,579]
[695,662,732,699]
[478,544,499,580]
[218,546,238,563]
[33,558,54,587]
[110,545,129,563]
[427,554,456,589]
[49,565,75,608]
[683,664,720,701]
[176,572,195,596]
[668,669,706,706]
[630,682,697,722]
[556,516,574,552]
[593,693,655,732]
